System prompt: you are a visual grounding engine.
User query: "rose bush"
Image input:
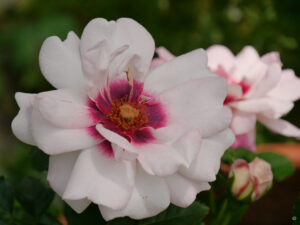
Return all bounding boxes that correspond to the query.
[11,18,234,221]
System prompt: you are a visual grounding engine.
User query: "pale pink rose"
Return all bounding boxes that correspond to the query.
[229,158,273,201]
[153,46,300,151]
[12,18,234,220]
[249,158,273,201]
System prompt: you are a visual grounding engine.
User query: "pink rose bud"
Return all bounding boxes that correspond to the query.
[229,159,254,200]
[249,158,273,201]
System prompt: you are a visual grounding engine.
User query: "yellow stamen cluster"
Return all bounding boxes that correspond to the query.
[106,96,149,131]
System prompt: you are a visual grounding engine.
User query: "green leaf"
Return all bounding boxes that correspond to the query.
[257,152,294,181]
[222,148,255,164]
[293,195,300,225]
[138,202,209,225]
[65,204,106,225]
[29,147,49,172]
[15,177,54,217]
[0,177,14,212]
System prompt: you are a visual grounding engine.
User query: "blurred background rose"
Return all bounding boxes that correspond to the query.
[0,0,299,224]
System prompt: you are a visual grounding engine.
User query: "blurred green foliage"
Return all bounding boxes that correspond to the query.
[0,0,299,220]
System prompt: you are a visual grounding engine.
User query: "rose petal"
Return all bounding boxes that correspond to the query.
[30,110,101,155]
[258,116,300,137]
[63,147,136,210]
[11,93,35,145]
[145,49,216,93]
[206,45,235,72]
[48,152,91,213]
[39,31,85,90]
[166,173,210,207]
[99,166,170,221]
[180,128,235,182]
[231,110,256,135]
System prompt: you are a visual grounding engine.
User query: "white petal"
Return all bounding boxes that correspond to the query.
[157,77,231,138]
[12,93,35,145]
[96,124,134,152]
[258,116,300,138]
[268,69,300,101]
[47,152,91,213]
[63,147,136,210]
[39,31,85,90]
[206,45,235,72]
[228,84,243,99]
[180,129,235,182]
[230,98,294,119]
[30,110,101,155]
[166,173,210,207]
[99,166,170,221]
[145,49,216,93]
[247,63,281,98]
[80,18,154,92]
[36,89,95,129]
[231,110,256,135]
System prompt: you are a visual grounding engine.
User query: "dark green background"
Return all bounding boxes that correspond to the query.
[0,0,299,211]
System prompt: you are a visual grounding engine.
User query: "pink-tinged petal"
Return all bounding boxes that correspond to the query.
[109,79,131,101]
[63,147,136,210]
[39,31,85,90]
[235,46,260,77]
[96,124,134,152]
[268,69,300,101]
[247,63,281,98]
[230,98,294,119]
[99,166,170,221]
[261,52,282,66]
[86,99,106,122]
[158,77,231,138]
[35,89,97,129]
[48,152,91,213]
[231,110,256,135]
[145,49,216,93]
[130,80,144,102]
[95,89,112,114]
[145,100,167,129]
[11,93,35,145]
[227,84,243,99]
[150,58,167,69]
[231,128,256,152]
[258,116,300,138]
[80,18,154,92]
[156,47,175,61]
[30,110,101,155]
[166,174,210,207]
[99,140,115,158]
[131,128,155,145]
[206,45,235,72]
[180,129,235,182]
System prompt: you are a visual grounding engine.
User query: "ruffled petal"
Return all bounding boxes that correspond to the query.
[99,166,170,221]
[231,128,256,152]
[261,52,282,66]
[63,147,136,210]
[145,49,216,93]
[80,18,154,96]
[258,116,300,138]
[11,93,35,145]
[166,174,210,207]
[231,110,256,135]
[39,31,85,90]
[268,69,300,101]
[230,98,294,119]
[206,45,235,72]
[36,89,96,129]
[157,77,231,138]
[180,129,235,182]
[137,129,202,177]
[47,152,91,213]
[30,110,101,155]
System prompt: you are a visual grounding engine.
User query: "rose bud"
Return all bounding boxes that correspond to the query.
[229,159,254,200]
[249,158,273,201]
